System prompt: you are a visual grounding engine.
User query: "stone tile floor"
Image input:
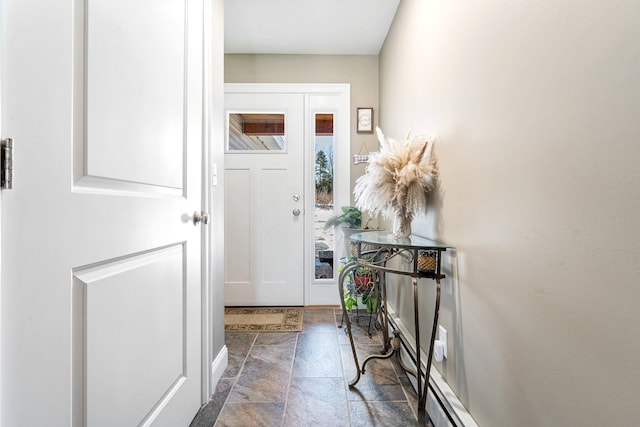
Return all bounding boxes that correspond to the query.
[190,308,433,427]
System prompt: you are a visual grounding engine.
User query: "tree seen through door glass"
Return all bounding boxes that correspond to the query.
[315,113,335,279]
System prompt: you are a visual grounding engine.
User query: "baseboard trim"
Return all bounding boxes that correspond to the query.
[387,308,478,427]
[210,345,228,392]
[304,304,340,308]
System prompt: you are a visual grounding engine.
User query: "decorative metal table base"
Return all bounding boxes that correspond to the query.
[337,232,450,415]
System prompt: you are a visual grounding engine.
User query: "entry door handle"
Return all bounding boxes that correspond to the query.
[193,211,209,225]
[292,209,301,216]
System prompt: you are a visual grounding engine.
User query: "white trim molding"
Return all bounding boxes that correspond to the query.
[388,307,479,427]
[210,345,228,390]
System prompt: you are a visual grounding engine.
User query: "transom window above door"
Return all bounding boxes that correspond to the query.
[227,113,286,151]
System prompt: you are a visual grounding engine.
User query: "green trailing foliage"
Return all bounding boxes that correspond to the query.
[362,293,378,314]
[324,206,362,229]
[343,291,358,311]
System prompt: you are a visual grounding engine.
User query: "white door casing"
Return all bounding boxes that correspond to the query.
[1,0,205,425]
[224,91,305,306]
[223,84,350,307]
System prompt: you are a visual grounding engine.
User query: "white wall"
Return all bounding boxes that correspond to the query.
[380,1,640,426]
[209,0,226,395]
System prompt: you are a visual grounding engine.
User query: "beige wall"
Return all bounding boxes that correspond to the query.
[225,54,379,211]
[380,1,640,426]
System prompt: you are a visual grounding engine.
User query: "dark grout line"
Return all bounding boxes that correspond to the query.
[280,333,299,426]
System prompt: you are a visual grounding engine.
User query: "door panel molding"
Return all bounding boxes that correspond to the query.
[72,244,188,426]
[73,0,190,192]
[224,169,251,285]
[84,0,187,189]
[72,175,184,198]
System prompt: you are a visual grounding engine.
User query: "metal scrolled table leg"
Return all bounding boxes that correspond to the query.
[360,329,398,374]
[412,276,423,410]
[338,261,363,386]
[419,277,442,411]
[378,264,390,353]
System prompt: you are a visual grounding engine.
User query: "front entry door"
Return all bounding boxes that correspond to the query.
[224,91,304,306]
[1,1,205,425]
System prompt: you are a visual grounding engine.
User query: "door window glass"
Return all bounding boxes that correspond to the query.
[228,113,285,151]
[314,113,335,279]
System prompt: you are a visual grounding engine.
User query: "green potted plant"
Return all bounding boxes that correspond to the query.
[324,206,368,260]
[355,265,377,314]
[339,263,378,314]
[324,205,362,229]
[353,265,373,288]
[328,207,378,314]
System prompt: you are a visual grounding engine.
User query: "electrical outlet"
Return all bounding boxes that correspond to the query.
[438,325,448,358]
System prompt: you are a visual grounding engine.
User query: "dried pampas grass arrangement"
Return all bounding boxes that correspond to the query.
[354,127,438,238]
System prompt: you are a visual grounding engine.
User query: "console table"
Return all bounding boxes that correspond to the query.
[338,231,452,413]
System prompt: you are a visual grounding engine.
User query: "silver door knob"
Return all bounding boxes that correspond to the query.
[292,208,301,216]
[292,194,300,202]
[193,211,209,225]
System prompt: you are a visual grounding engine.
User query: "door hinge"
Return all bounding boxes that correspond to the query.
[1,138,14,190]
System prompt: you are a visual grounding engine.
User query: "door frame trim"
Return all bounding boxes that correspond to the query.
[223,83,351,306]
[203,0,226,401]
[201,0,213,401]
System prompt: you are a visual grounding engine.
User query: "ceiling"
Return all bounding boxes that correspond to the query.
[225,0,401,55]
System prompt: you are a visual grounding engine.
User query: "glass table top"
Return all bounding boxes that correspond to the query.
[350,231,453,250]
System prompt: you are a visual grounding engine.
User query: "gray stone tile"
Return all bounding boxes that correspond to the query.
[349,400,417,427]
[359,343,391,361]
[283,377,350,427]
[394,369,435,426]
[227,343,295,402]
[339,341,392,380]
[395,362,420,407]
[254,332,298,346]
[214,402,285,427]
[198,311,434,427]
[301,308,338,334]
[223,333,257,379]
[340,344,407,402]
[190,379,234,427]
[347,382,408,404]
[356,353,399,384]
[292,332,342,377]
[336,308,385,347]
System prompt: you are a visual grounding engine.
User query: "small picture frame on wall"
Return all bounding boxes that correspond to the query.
[357,107,374,133]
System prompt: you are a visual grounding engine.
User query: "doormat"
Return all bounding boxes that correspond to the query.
[224,307,304,332]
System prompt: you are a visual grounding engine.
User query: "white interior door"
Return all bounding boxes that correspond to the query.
[1,1,205,426]
[224,91,304,306]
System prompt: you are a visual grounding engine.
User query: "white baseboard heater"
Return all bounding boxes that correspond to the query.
[387,309,479,427]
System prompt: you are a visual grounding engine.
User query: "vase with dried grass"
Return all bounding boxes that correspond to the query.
[354,127,438,239]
